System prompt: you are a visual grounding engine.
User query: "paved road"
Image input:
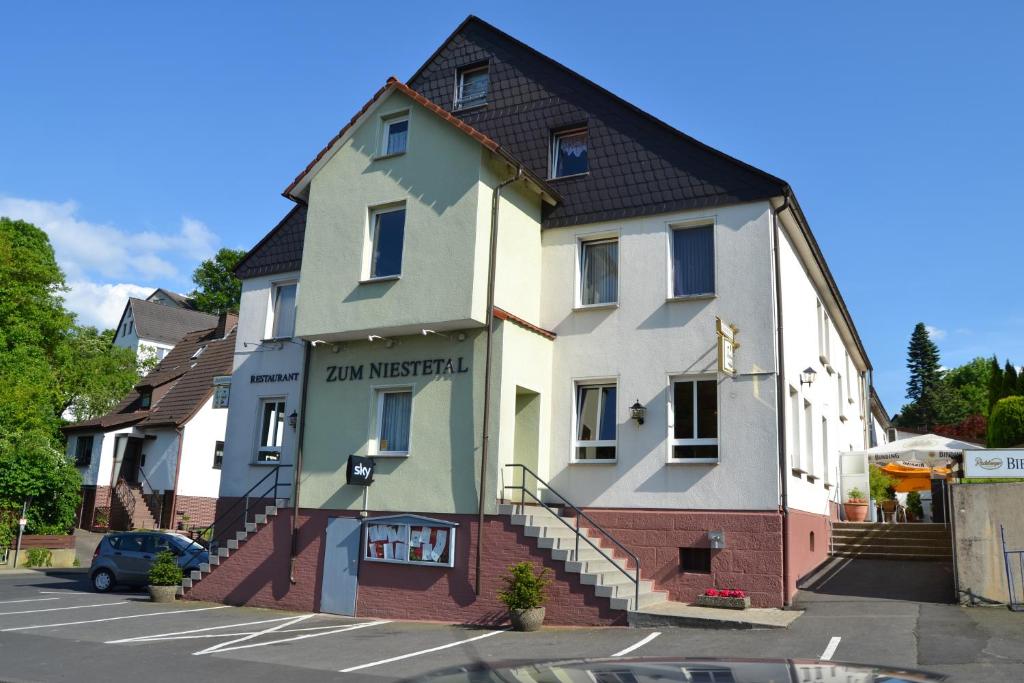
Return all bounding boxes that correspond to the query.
[0,563,1019,682]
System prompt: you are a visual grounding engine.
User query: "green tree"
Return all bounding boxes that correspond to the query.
[190,248,245,314]
[61,327,141,421]
[900,323,942,429]
[0,433,81,538]
[988,356,1004,413]
[988,396,1024,447]
[943,357,992,417]
[1002,361,1019,399]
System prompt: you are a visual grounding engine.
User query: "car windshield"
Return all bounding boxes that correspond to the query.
[167,535,203,552]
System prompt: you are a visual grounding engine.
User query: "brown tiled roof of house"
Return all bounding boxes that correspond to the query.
[127,297,219,346]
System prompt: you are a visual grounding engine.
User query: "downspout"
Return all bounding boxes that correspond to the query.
[290,340,312,584]
[773,198,791,607]
[475,166,522,596]
[169,426,185,529]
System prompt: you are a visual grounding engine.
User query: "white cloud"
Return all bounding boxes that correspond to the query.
[925,324,946,341]
[65,281,155,329]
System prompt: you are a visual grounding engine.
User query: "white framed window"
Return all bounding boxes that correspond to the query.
[212,441,224,470]
[212,376,231,409]
[789,386,802,474]
[372,387,412,456]
[837,374,847,422]
[380,114,408,156]
[366,205,406,280]
[669,378,719,461]
[156,347,169,360]
[846,355,855,404]
[74,435,94,467]
[578,237,618,306]
[268,281,297,339]
[670,223,715,297]
[822,416,832,485]
[257,398,286,462]
[454,64,489,109]
[803,400,815,477]
[573,382,617,461]
[817,301,831,366]
[551,127,588,178]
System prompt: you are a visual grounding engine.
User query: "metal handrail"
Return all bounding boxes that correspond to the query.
[182,464,292,568]
[113,477,136,523]
[504,463,641,610]
[137,467,163,528]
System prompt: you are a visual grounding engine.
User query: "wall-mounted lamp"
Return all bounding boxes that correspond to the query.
[800,367,817,387]
[629,400,646,426]
[288,410,298,429]
[368,334,395,348]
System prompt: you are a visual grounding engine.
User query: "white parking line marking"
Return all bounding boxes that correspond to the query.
[820,636,842,661]
[340,628,506,673]
[107,616,299,643]
[193,614,314,655]
[209,620,390,654]
[0,598,61,605]
[0,602,126,616]
[1,605,228,632]
[612,631,661,657]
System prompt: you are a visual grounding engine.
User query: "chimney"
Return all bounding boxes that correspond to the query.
[215,312,238,338]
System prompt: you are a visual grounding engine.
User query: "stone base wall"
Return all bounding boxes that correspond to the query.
[580,508,785,608]
[78,485,111,530]
[185,507,626,626]
[785,507,832,603]
[173,495,218,530]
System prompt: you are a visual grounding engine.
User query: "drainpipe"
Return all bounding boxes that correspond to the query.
[475,166,522,596]
[290,340,312,584]
[773,199,791,607]
[169,426,185,529]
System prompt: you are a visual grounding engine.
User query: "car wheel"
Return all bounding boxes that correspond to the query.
[92,568,115,593]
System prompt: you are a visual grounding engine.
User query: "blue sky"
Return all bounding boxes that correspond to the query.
[1,2,1021,415]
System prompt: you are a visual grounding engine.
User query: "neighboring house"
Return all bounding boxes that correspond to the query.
[188,16,879,625]
[870,387,892,447]
[64,314,237,532]
[112,289,219,366]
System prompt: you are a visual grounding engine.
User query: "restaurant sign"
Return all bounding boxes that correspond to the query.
[326,357,469,382]
[963,450,1024,478]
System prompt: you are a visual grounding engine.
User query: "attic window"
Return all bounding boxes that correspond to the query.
[455,64,489,110]
[381,114,408,156]
[551,128,588,178]
[139,390,152,410]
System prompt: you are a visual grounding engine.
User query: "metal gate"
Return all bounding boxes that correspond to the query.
[1000,525,1024,611]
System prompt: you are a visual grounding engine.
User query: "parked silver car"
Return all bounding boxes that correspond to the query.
[90,531,208,592]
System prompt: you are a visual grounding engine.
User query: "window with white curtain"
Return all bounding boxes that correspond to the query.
[671,224,715,297]
[270,282,297,339]
[551,128,588,178]
[579,238,618,306]
[670,379,718,460]
[574,383,616,460]
[369,206,406,279]
[789,386,801,474]
[381,115,408,156]
[257,399,286,462]
[375,388,412,455]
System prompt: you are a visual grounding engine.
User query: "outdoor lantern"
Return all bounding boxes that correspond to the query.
[629,400,646,426]
[800,367,817,387]
[288,410,298,429]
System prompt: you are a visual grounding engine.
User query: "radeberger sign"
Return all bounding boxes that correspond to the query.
[963,450,1024,478]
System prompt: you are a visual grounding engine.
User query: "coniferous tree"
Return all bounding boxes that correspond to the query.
[989,356,1004,412]
[1003,361,1020,399]
[904,323,942,428]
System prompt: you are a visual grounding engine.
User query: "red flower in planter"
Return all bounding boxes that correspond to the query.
[705,589,720,597]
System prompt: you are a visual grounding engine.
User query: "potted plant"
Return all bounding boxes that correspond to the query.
[147,550,182,603]
[695,588,750,610]
[843,487,869,522]
[177,513,191,531]
[498,561,551,632]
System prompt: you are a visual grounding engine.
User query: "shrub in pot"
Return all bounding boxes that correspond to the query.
[148,550,182,603]
[843,487,869,522]
[498,561,551,631]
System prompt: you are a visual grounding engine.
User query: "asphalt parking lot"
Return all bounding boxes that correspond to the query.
[0,562,1021,682]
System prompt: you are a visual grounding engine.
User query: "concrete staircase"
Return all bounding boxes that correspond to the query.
[500,503,667,612]
[831,522,952,561]
[178,498,287,595]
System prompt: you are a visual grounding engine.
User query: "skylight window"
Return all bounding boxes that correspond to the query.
[191,345,206,360]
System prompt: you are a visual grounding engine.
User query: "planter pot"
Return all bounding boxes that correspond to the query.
[509,607,545,632]
[148,585,178,603]
[694,595,751,610]
[843,502,869,522]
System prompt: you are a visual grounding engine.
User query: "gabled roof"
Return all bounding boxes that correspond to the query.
[147,288,196,309]
[408,16,789,229]
[233,204,307,280]
[126,298,219,346]
[283,77,560,206]
[64,322,236,433]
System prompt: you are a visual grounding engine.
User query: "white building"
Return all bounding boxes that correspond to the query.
[112,289,218,367]
[65,315,236,531]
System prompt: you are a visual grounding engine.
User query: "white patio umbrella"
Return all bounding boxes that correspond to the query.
[861,433,982,468]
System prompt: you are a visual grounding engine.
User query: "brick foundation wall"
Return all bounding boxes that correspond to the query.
[579,508,785,608]
[785,507,832,602]
[173,495,218,529]
[186,508,626,626]
[78,486,111,530]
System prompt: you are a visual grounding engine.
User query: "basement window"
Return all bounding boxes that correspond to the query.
[680,547,711,573]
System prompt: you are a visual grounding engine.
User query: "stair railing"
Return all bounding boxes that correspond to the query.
[181,464,292,568]
[137,467,163,528]
[504,463,641,610]
[113,477,136,526]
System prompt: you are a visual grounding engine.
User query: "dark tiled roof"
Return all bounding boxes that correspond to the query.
[63,324,236,433]
[129,298,219,346]
[148,288,197,310]
[408,16,789,229]
[234,205,307,280]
